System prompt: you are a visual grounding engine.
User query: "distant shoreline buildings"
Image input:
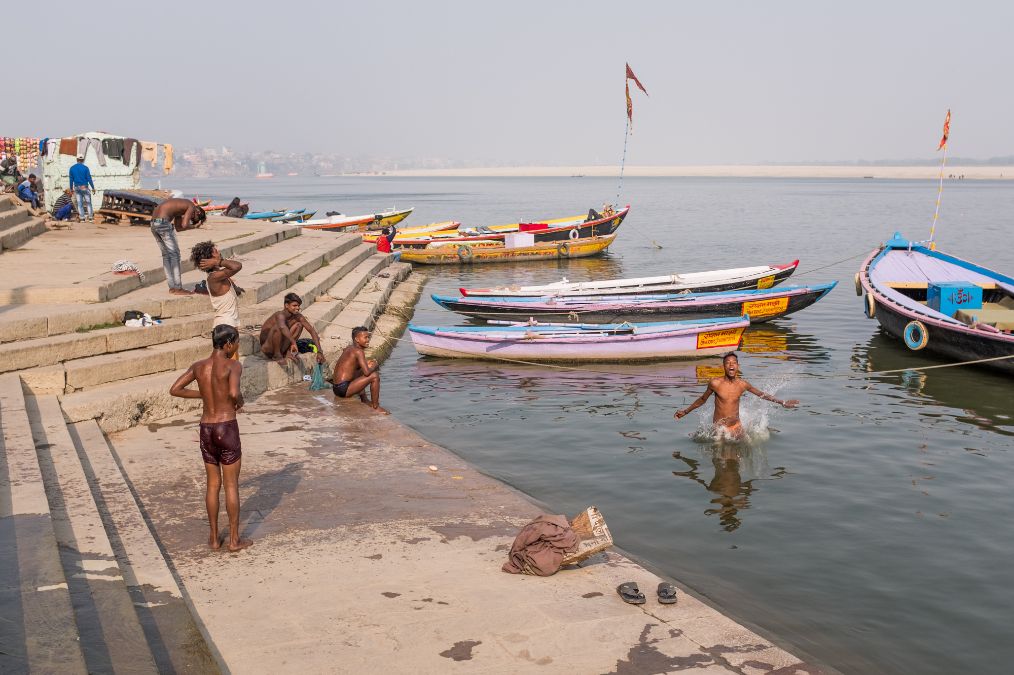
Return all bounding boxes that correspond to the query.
[142,146,1014,179]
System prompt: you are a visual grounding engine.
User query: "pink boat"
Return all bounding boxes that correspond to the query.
[407,316,749,362]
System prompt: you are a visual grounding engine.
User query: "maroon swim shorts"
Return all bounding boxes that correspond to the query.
[199,419,242,465]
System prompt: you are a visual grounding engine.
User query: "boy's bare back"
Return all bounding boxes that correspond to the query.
[190,355,243,423]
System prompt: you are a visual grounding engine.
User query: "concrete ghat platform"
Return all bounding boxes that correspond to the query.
[109,387,823,674]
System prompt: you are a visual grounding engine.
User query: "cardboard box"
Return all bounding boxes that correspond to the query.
[504,232,535,249]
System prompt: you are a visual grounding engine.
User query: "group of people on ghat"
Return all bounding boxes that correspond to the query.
[159,200,797,555]
[167,229,385,552]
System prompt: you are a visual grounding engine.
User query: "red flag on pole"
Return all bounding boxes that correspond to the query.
[937,109,951,151]
[625,63,648,126]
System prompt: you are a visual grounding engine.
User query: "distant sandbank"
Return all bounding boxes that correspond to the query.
[381,165,1014,179]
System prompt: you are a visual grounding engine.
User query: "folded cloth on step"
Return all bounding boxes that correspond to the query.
[111,259,145,282]
[501,514,579,576]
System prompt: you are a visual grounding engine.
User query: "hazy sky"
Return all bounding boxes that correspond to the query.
[11,0,1013,164]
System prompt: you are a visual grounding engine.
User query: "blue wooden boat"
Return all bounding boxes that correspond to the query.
[857,232,1014,373]
[245,208,306,220]
[432,283,836,323]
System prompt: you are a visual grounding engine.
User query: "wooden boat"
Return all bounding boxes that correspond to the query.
[461,261,799,297]
[433,283,836,323]
[204,202,248,213]
[245,209,303,220]
[302,207,414,231]
[389,207,630,250]
[857,232,1014,373]
[400,234,618,265]
[360,220,461,242]
[408,316,749,362]
[270,210,317,223]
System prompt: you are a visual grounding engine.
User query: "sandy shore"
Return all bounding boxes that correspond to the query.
[381,164,1014,180]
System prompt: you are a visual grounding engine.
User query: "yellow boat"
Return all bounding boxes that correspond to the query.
[399,234,618,265]
[361,220,460,243]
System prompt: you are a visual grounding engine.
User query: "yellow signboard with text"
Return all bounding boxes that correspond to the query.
[742,296,789,318]
[757,274,776,289]
[696,327,745,350]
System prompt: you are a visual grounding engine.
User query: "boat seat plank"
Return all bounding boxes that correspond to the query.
[885,282,997,290]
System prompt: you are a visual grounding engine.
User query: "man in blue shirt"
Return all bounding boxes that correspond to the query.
[68,155,95,222]
[17,174,40,209]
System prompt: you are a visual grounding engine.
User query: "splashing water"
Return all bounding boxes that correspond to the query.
[688,373,797,446]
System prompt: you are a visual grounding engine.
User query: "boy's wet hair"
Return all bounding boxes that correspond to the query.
[190,240,215,266]
[352,326,369,340]
[723,352,738,362]
[193,205,207,224]
[284,292,302,305]
[212,324,239,349]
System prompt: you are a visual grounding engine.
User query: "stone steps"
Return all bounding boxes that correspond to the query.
[58,255,402,434]
[0,220,301,304]
[0,229,347,345]
[0,197,48,253]
[318,262,413,351]
[0,374,88,674]
[18,243,379,394]
[25,394,159,674]
[0,238,371,376]
[68,419,219,674]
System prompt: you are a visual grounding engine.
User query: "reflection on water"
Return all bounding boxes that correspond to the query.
[852,332,1014,436]
[672,447,787,532]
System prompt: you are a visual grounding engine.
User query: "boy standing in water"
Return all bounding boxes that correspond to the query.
[674,352,798,440]
[169,325,253,552]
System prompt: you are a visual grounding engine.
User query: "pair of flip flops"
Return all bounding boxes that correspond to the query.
[616,581,678,605]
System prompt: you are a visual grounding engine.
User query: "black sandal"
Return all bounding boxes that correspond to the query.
[657,582,678,604]
[616,582,646,605]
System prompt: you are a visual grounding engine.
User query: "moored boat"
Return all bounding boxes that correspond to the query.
[245,208,303,220]
[432,283,836,323]
[408,316,750,362]
[857,232,1014,372]
[461,261,799,297]
[400,234,617,265]
[270,210,317,223]
[360,220,461,242]
[389,206,630,249]
[302,207,414,231]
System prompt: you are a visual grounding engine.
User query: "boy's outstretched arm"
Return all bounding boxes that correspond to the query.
[675,383,714,420]
[744,381,798,408]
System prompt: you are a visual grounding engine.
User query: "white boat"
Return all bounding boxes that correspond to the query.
[460,261,800,297]
[408,316,749,362]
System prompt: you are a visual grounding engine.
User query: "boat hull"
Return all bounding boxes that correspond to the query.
[302,208,414,232]
[401,234,617,265]
[858,238,1014,374]
[433,284,836,323]
[409,318,749,362]
[462,261,799,297]
[393,207,630,249]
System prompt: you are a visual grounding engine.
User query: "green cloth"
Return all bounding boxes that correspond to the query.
[309,363,329,391]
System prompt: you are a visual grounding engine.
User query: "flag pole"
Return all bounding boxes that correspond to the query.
[928,144,947,251]
[616,116,630,206]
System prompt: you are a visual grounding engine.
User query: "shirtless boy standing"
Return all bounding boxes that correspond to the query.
[330,326,387,413]
[169,325,253,552]
[259,293,326,364]
[674,352,798,440]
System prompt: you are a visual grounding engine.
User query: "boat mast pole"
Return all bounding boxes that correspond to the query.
[615,116,630,207]
[928,144,947,251]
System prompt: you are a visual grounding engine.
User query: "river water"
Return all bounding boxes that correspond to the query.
[170,175,1014,674]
